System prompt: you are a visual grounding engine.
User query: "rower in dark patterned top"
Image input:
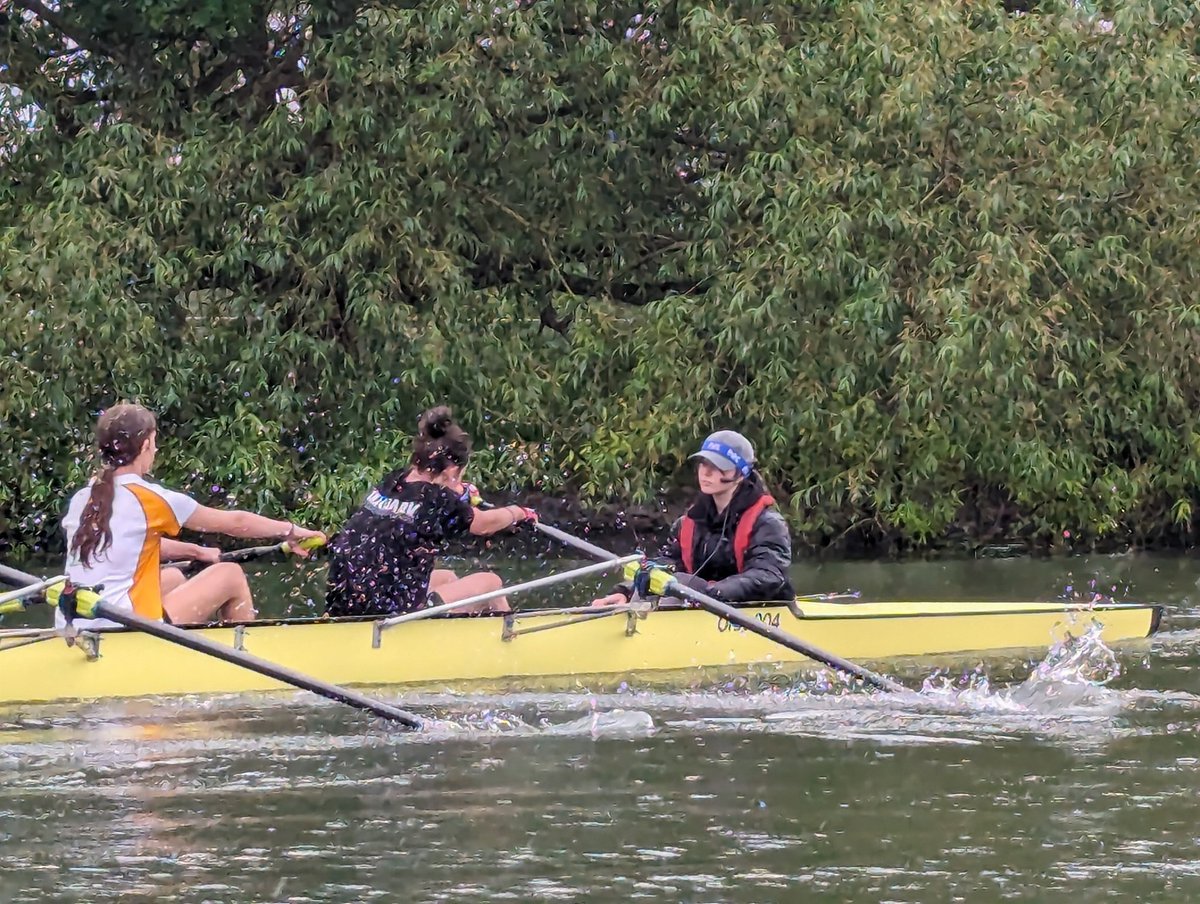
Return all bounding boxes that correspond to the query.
[325,406,537,617]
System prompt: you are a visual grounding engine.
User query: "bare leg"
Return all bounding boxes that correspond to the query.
[160,567,187,596]
[429,569,458,590]
[431,571,509,613]
[163,562,255,625]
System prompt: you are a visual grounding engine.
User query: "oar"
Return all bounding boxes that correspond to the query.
[528,524,909,694]
[163,536,326,572]
[0,563,424,728]
[0,575,67,613]
[374,554,642,641]
[471,496,618,562]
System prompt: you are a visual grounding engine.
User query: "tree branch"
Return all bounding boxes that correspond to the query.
[0,19,101,134]
[13,0,116,59]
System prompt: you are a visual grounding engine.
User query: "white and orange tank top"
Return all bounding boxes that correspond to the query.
[59,474,199,628]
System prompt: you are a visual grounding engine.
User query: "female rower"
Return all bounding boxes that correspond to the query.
[325,406,537,618]
[592,430,794,607]
[63,403,325,628]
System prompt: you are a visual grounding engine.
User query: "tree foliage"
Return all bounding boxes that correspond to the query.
[2,0,1199,554]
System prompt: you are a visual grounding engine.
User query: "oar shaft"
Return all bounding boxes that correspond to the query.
[0,564,45,589]
[165,537,326,572]
[475,499,616,562]
[0,563,423,727]
[0,575,65,608]
[378,554,642,630]
[522,528,908,695]
[92,603,424,726]
[533,522,620,562]
[664,580,908,694]
[161,548,275,570]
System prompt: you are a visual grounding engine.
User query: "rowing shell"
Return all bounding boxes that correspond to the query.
[0,598,1162,705]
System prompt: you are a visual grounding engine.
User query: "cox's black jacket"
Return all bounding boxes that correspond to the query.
[617,474,794,603]
[661,474,794,602]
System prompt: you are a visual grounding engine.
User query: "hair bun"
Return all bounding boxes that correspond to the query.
[418,406,455,440]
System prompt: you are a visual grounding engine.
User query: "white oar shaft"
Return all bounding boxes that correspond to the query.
[534,522,620,562]
[0,575,66,607]
[378,554,642,630]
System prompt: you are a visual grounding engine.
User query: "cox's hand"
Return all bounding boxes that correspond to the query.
[590,592,627,608]
[287,526,327,558]
[519,507,539,524]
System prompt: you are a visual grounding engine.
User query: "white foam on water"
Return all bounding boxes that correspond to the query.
[1,616,1186,764]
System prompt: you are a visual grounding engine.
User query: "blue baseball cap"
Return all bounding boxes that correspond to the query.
[689,430,755,477]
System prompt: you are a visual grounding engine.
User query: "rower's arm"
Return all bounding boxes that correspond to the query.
[161,537,217,561]
[183,505,294,539]
[469,505,534,536]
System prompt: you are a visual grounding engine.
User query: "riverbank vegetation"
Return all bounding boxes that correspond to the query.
[3,0,1199,555]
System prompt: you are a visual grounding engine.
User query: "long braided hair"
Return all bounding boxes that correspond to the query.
[71,403,157,566]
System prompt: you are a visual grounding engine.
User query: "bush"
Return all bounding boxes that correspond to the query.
[2,0,1198,554]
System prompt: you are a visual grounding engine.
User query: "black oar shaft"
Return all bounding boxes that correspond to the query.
[666,581,908,694]
[165,537,324,574]
[0,564,423,727]
[97,605,423,726]
[523,529,908,694]
[162,546,276,571]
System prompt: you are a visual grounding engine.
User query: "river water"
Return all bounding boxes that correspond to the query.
[3,551,1200,902]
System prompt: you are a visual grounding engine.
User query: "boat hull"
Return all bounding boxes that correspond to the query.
[0,599,1161,705]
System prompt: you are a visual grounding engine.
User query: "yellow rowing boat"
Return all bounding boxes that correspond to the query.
[0,598,1162,705]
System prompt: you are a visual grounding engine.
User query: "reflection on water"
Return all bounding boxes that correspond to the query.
[4,636,1200,902]
[4,550,1200,901]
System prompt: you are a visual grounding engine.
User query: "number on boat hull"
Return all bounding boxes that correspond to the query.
[717,612,781,632]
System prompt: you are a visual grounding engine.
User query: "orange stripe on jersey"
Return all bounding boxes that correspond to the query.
[127,484,182,620]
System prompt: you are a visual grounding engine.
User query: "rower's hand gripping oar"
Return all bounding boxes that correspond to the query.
[2,537,326,611]
[529,523,909,695]
[0,563,423,728]
[164,536,327,573]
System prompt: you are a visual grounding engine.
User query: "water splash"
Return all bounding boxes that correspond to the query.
[539,709,656,738]
[1006,620,1124,711]
[420,707,655,738]
[918,620,1125,714]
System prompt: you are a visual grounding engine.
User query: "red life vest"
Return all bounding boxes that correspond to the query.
[679,495,776,574]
